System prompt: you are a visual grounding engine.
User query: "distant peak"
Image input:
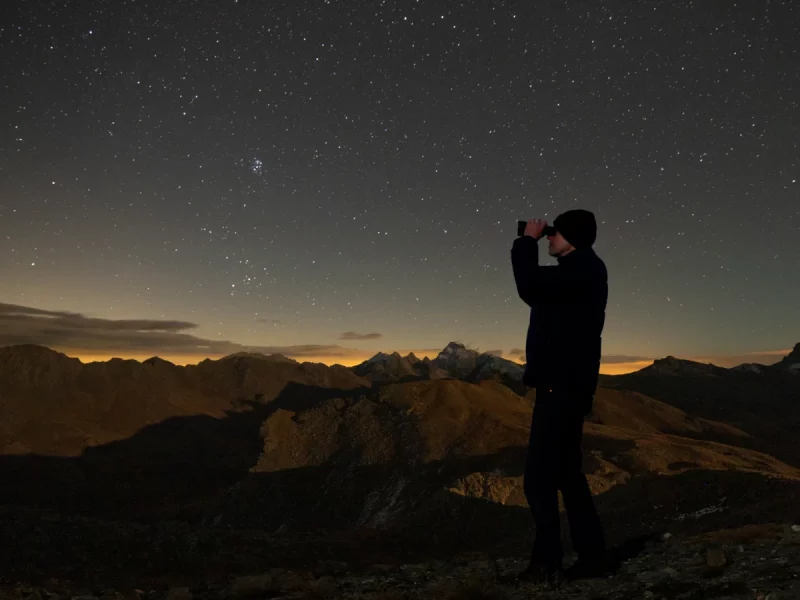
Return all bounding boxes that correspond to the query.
[366,351,392,364]
[431,343,480,377]
[771,343,800,372]
[439,342,471,355]
[655,356,695,365]
[143,356,175,367]
[443,341,463,349]
[643,355,726,376]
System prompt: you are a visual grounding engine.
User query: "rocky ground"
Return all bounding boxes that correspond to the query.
[2,514,798,600]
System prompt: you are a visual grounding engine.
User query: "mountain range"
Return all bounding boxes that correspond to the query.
[0,340,799,592]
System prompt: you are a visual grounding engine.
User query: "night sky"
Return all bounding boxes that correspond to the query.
[2,1,798,372]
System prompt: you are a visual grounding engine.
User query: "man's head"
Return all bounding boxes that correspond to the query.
[547,229,575,257]
[549,209,597,257]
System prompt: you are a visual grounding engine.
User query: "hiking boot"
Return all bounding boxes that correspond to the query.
[515,562,564,585]
[564,554,616,580]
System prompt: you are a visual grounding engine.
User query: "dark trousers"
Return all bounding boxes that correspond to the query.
[523,386,605,568]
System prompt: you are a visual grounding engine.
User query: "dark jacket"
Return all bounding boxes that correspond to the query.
[511,236,608,408]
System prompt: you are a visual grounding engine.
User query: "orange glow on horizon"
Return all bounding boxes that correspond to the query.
[59,349,441,368]
[53,348,790,374]
[59,348,655,375]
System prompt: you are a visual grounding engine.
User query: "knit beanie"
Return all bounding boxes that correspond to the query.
[553,209,597,248]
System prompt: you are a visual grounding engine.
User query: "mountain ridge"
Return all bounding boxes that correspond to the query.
[3,341,798,377]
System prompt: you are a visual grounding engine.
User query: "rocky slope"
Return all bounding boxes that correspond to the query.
[600,345,800,467]
[0,344,369,456]
[210,379,800,536]
[0,345,370,521]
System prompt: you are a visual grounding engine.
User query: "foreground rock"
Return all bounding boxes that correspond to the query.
[2,524,799,600]
[312,525,800,599]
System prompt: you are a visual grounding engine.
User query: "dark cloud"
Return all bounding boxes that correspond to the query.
[0,303,195,332]
[339,331,382,341]
[484,349,504,357]
[0,303,361,358]
[508,348,525,357]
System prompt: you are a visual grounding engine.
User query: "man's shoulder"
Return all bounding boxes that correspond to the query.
[587,249,607,271]
[576,251,607,287]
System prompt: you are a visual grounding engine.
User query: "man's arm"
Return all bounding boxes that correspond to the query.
[511,235,540,306]
[511,236,589,305]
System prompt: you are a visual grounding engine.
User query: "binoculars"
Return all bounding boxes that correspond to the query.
[517,221,557,238]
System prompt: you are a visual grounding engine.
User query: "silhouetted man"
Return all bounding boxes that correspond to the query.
[510,209,609,583]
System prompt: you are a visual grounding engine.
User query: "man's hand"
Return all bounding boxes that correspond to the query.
[524,218,548,240]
